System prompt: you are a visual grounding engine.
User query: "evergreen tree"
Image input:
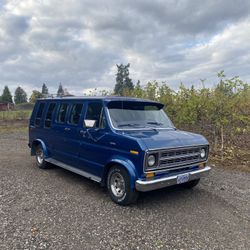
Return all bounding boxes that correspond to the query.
[14,86,27,104]
[1,86,13,103]
[114,64,134,95]
[29,90,43,103]
[41,83,49,96]
[57,83,64,97]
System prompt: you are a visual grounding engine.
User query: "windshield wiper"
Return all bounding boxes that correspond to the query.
[118,123,144,128]
[147,122,163,126]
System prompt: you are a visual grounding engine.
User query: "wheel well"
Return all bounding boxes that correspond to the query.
[101,162,127,187]
[31,141,41,155]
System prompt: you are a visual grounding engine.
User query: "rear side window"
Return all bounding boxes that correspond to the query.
[69,103,83,125]
[57,103,69,123]
[44,103,56,128]
[35,103,45,126]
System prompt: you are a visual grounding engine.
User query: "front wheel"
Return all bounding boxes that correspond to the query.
[107,166,138,206]
[181,179,200,189]
[35,144,49,169]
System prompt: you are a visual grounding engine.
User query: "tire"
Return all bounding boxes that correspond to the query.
[35,144,49,169]
[107,166,139,206]
[181,179,200,189]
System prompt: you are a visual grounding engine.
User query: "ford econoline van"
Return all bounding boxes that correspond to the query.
[28,97,211,205]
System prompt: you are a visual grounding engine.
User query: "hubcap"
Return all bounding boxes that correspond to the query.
[110,172,125,198]
[36,148,44,164]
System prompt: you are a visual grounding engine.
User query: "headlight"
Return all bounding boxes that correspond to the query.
[148,154,156,167]
[200,148,206,158]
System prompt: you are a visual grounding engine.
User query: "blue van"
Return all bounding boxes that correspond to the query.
[29,97,211,205]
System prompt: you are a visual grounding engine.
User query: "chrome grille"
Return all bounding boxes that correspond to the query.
[145,146,208,172]
[159,146,205,169]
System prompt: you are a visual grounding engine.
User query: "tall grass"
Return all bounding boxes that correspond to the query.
[0,110,32,120]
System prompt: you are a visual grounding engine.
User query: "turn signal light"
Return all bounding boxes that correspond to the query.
[146,172,155,178]
[130,150,139,155]
[199,163,206,168]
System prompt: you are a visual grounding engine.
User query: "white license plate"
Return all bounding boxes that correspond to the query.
[177,173,190,184]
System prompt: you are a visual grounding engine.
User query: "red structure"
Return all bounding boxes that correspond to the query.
[0,102,15,111]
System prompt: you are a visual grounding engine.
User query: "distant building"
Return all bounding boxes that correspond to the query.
[0,102,15,111]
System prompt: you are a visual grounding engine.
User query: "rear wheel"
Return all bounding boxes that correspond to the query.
[35,144,49,169]
[181,179,200,189]
[107,166,138,205]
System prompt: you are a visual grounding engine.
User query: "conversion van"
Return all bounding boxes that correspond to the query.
[28,97,211,205]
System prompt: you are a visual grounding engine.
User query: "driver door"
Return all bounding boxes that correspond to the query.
[78,101,109,178]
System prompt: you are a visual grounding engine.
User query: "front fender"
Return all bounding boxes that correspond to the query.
[31,139,49,158]
[103,155,138,189]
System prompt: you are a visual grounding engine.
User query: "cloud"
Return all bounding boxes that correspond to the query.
[0,0,250,96]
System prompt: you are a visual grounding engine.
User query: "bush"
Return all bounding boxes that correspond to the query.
[125,72,250,150]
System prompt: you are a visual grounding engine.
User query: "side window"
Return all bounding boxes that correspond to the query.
[69,103,83,125]
[85,102,105,128]
[44,103,56,128]
[35,103,45,126]
[57,103,69,123]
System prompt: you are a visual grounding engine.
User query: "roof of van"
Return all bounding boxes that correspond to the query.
[37,96,160,104]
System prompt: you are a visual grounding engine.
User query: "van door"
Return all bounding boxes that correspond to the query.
[43,102,57,155]
[77,101,109,178]
[52,102,72,163]
[61,102,86,166]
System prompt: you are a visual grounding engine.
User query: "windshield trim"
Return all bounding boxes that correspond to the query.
[106,107,175,131]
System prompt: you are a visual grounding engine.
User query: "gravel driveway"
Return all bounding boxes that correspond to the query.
[0,132,249,250]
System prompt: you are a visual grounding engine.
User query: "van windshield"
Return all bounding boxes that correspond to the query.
[107,101,174,129]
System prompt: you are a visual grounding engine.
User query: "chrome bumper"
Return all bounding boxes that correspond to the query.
[135,166,211,192]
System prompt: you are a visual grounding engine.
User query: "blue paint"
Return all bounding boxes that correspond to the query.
[29,96,209,191]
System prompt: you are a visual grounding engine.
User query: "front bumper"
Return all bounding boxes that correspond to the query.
[135,166,211,192]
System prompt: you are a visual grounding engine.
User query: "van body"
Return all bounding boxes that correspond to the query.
[28,96,211,205]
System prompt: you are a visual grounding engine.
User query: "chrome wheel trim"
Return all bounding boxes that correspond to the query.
[110,172,126,198]
[36,148,44,165]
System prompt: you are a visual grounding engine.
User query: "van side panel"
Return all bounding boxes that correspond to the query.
[29,98,145,183]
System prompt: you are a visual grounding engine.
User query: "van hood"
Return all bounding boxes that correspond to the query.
[122,129,208,150]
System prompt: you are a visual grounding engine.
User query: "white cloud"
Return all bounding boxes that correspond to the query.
[0,0,250,97]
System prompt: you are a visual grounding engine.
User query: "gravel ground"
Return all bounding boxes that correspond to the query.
[0,132,249,250]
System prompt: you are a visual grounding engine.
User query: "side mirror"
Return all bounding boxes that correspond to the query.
[84,119,97,128]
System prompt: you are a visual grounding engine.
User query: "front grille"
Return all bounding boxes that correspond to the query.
[145,146,208,172]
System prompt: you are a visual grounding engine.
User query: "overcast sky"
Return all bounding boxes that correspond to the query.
[1,0,250,96]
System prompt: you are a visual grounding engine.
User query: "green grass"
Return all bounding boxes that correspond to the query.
[0,110,32,120]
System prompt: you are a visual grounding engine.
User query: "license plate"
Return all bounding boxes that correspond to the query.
[177,173,190,184]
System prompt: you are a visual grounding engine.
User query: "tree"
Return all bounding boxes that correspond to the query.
[57,83,64,97]
[1,86,13,103]
[114,63,134,95]
[29,90,43,103]
[41,83,49,97]
[14,86,28,104]
[132,80,144,98]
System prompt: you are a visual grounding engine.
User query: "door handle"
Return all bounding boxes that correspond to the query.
[79,129,87,137]
[64,127,71,131]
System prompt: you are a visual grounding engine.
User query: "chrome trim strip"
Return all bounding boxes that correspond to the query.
[146,161,207,173]
[136,166,211,192]
[159,160,202,169]
[45,158,101,183]
[160,152,200,161]
[145,144,209,153]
